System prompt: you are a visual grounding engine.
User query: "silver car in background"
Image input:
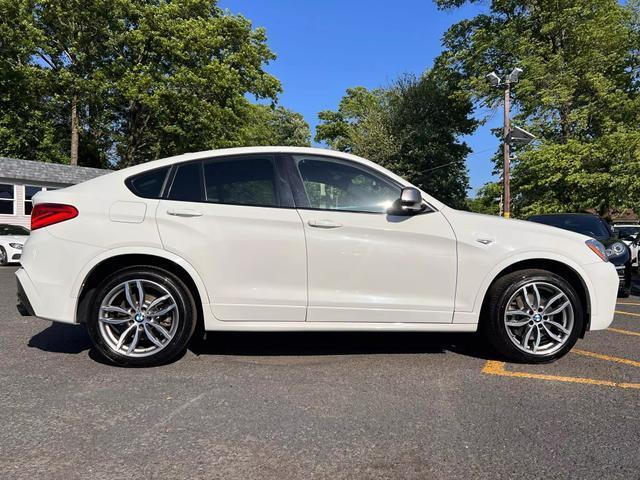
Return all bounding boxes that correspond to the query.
[0,224,29,266]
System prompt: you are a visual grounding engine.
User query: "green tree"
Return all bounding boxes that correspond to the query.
[0,0,67,163]
[316,86,398,161]
[236,104,311,147]
[467,181,502,215]
[109,0,282,167]
[437,0,640,216]
[32,0,120,165]
[0,0,297,167]
[316,69,477,208]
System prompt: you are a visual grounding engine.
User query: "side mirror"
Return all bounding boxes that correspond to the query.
[388,187,424,215]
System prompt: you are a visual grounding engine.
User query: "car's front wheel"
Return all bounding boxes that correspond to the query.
[87,266,197,367]
[482,269,583,363]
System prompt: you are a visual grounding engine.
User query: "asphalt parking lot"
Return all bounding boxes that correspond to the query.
[0,266,638,480]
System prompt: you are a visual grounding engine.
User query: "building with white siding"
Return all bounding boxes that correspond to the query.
[0,157,107,229]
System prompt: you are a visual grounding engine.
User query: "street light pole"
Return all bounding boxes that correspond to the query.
[503,80,511,219]
[486,68,523,219]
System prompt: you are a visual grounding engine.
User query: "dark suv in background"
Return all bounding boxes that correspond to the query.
[528,213,631,297]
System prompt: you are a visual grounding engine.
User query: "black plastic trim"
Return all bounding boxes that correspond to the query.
[125,151,439,215]
[281,153,310,208]
[16,276,35,317]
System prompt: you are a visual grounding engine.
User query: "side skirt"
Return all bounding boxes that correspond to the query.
[202,314,477,333]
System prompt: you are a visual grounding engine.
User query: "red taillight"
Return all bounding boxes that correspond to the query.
[31,203,78,230]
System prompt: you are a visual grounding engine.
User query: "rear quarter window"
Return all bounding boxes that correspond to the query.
[126,167,170,199]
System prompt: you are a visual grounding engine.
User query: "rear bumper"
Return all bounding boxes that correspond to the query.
[15,265,81,324]
[17,230,103,324]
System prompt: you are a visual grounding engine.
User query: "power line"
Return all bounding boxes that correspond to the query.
[467,147,496,158]
[423,161,458,173]
[423,148,497,174]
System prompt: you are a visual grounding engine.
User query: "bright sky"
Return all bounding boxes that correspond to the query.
[220,0,502,194]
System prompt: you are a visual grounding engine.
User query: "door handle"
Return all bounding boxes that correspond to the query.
[166,208,203,217]
[308,219,342,229]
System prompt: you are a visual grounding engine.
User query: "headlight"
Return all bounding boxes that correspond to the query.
[585,239,608,262]
[605,242,627,259]
[9,243,23,250]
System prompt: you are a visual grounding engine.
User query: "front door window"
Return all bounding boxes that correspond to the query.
[295,156,400,213]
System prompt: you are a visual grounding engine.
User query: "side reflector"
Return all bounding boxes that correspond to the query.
[31,203,78,231]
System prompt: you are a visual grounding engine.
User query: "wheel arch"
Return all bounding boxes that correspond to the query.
[478,258,592,337]
[74,250,209,326]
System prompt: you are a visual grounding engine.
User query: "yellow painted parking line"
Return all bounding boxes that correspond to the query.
[616,302,640,306]
[482,361,640,389]
[607,327,640,337]
[615,310,640,317]
[572,349,640,368]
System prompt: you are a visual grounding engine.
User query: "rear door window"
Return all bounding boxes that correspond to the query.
[203,156,279,207]
[168,163,204,202]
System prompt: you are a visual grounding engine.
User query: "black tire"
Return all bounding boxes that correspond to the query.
[0,246,7,266]
[481,269,584,364]
[86,266,197,367]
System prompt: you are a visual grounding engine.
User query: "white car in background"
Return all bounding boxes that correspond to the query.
[0,224,29,265]
[612,224,640,267]
[15,147,619,367]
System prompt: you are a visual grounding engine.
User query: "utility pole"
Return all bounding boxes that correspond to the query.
[486,68,523,218]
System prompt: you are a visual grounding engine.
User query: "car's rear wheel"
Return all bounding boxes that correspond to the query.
[482,269,583,363]
[87,266,197,367]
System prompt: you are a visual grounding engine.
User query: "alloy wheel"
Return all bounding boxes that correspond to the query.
[503,281,574,356]
[98,279,179,358]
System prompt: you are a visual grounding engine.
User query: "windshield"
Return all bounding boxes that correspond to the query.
[0,224,30,236]
[528,215,611,241]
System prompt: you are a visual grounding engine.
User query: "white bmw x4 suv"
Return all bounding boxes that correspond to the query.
[16,147,618,366]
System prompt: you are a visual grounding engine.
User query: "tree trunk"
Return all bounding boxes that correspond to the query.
[123,100,150,167]
[70,93,79,165]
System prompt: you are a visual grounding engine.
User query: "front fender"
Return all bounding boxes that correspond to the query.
[453,249,599,325]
